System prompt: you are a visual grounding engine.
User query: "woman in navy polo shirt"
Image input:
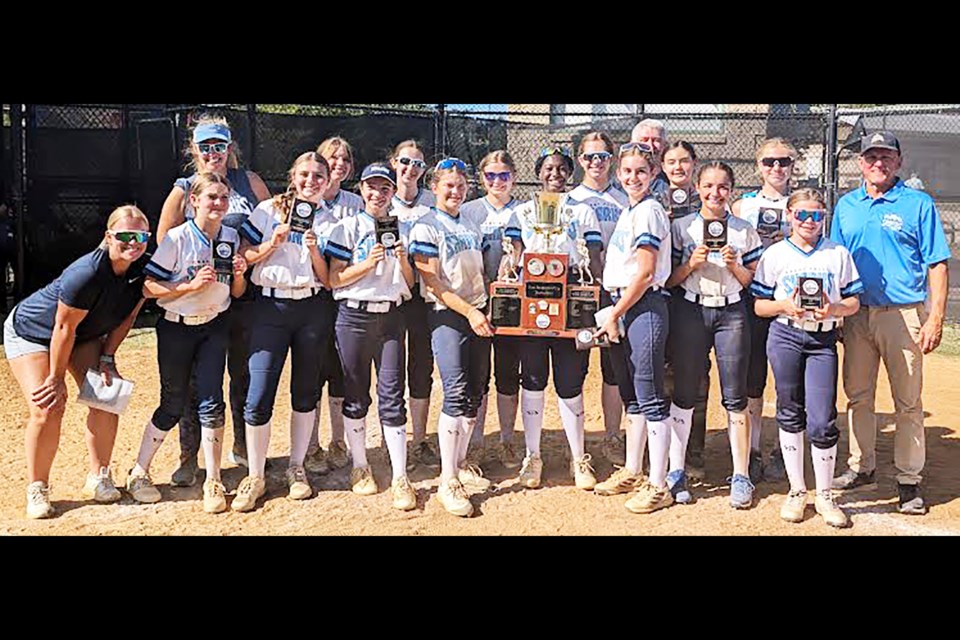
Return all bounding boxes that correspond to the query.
[157,114,270,487]
[4,205,151,519]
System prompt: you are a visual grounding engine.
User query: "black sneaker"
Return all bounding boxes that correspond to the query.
[832,468,877,491]
[897,483,927,515]
[749,451,764,484]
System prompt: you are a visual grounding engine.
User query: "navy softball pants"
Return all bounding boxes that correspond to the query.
[608,289,671,421]
[429,308,491,418]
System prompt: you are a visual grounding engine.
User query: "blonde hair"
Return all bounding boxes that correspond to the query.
[272,152,330,222]
[428,163,470,190]
[618,146,657,170]
[755,137,798,163]
[185,113,241,172]
[477,150,516,192]
[100,205,149,249]
[577,131,615,156]
[317,136,355,181]
[786,187,826,210]
[391,139,426,161]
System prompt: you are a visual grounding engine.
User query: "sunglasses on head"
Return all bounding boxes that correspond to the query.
[109,230,151,244]
[484,171,512,183]
[581,151,613,163]
[760,156,794,168]
[539,146,571,158]
[794,209,825,222]
[397,156,427,169]
[197,142,229,155]
[619,142,653,156]
[435,157,468,171]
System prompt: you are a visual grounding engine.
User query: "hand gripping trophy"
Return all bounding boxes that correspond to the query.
[488,191,600,338]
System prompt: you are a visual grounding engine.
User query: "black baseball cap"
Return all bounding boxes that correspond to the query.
[861,131,901,154]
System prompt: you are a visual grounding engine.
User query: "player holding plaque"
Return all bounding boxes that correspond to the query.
[732,138,798,483]
[593,143,675,514]
[510,146,603,492]
[232,152,337,512]
[750,189,863,528]
[666,162,763,509]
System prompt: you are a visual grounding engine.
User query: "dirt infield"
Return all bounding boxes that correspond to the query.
[1,329,958,536]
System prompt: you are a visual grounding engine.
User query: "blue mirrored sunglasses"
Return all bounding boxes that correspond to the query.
[539,146,571,158]
[109,230,151,243]
[484,171,512,183]
[197,142,229,154]
[619,142,653,155]
[794,209,825,222]
[435,157,467,171]
[581,151,613,163]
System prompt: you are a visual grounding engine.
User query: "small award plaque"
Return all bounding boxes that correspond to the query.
[375,215,400,249]
[575,327,610,351]
[757,207,782,239]
[289,199,315,245]
[213,240,234,284]
[703,218,728,249]
[798,276,823,309]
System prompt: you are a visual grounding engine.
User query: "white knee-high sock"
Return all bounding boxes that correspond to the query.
[383,424,408,482]
[668,405,694,472]
[344,416,368,468]
[747,397,764,453]
[728,410,750,477]
[470,395,488,448]
[780,429,806,493]
[521,390,545,457]
[289,409,315,468]
[246,421,270,479]
[811,443,838,494]
[647,419,671,487]
[601,383,623,437]
[459,416,478,467]
[625,414,648,475]
[328,396,345,444]
[437,412,461,481]
[497,393,519,443]
[201,427,224,482]
[410,398,430,444]
[135,420,168,473]
[558,394,586,460]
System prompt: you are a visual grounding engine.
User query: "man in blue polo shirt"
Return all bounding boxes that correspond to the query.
[830,131,950,515]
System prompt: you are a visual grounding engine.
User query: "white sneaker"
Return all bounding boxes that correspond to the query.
[518,453,543,489]
[815,490,849,528]
[572,454,597,491]
[202,479,227,514]
[231,475,266,512]
[437,477,473,517]
[458,463,492,494]
[26,481,55,519]
[350,465,378,496]
[780,490,808,523]
[285,465,313,501]
[126,468,161,504]
[391,476,417,511]
[81,466,122,503]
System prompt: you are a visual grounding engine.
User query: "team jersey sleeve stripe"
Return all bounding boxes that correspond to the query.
[409,241,440,257]
[751,281,775,294]
[841,279,865,296]
[239,220,263,245]
[144,261,174,281]
[504,226,522,240]
[323,241,353,262]
[749,282,775,299]
[584,230,603,245]
[742,246,764,265]
[633,233,661,250]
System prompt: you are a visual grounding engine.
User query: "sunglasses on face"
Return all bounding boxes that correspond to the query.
[581,151,613,163]
[794,209,825,222]
[397,156,427,170]
[539,145,571,158]
[484,171,512,183]
[197,142,229,155]
[435,157,468,171]
[760,156,794,168]
[109,230,151,244]
[619,142,653,156]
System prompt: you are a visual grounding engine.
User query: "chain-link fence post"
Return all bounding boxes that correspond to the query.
[825,104,838,233]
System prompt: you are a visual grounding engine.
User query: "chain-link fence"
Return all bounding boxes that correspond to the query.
[2,103,958,322]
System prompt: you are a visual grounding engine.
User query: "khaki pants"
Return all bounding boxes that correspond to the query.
[842,303,926,485]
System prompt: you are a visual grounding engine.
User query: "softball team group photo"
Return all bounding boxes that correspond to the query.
[2,114,953,535]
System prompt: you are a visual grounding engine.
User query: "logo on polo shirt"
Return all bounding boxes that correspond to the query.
[881,213,904,232]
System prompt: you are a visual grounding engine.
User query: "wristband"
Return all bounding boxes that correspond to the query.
[99,354,116,365]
